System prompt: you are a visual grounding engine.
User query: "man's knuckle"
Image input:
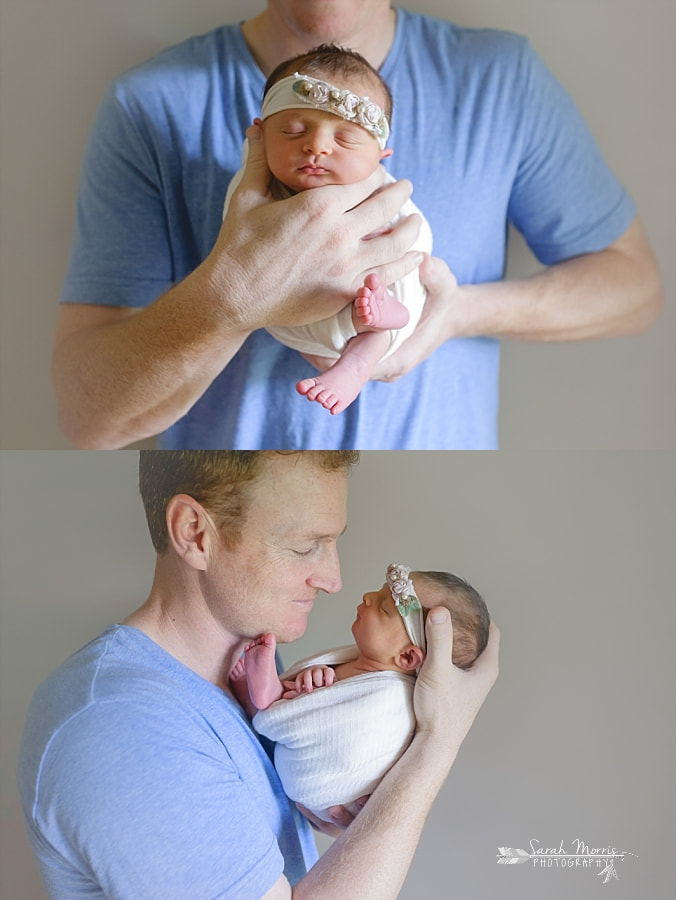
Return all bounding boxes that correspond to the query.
[304,190,332,221]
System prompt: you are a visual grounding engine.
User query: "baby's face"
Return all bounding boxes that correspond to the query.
[351,581,412,663]
[261,107,390,193]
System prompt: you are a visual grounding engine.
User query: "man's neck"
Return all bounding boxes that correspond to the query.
[241,5,397,76]
[123,564,241,694]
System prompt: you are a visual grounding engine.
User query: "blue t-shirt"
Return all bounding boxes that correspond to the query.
[60,9,635,448]
[18,626,317,899]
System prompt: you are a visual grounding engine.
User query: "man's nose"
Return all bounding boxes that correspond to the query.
[308,546,342,594]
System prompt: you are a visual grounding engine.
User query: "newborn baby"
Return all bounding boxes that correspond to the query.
[231,563,490,820]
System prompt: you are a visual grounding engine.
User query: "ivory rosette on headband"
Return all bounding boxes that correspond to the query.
[386,563,426,655]
[260,73,390,148]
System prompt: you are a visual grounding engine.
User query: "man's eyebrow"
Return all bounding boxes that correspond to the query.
[309,524,347,540]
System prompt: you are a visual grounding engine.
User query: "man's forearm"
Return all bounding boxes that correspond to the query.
[372,219,662,384]
[52,268,251,449]
[457,218,663,342]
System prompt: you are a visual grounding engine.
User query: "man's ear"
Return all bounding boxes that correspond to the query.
[395,644,425,672]
[165,494,213,571]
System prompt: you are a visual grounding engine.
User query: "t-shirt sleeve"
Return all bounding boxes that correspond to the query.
[507,41,636,264]
[59,82,175,308]
[36,701,285,900]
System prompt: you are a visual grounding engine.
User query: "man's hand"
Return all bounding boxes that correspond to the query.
[207,124,423,332]
[299,253,456,376]
[296,795,370,836]
[413,608,499,758]
[371,215,664,381]
[371,254,463,382]
[51,123,423,448]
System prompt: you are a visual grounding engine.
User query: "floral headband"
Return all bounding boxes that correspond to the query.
[386,563,426,657]
[260,73,390,149]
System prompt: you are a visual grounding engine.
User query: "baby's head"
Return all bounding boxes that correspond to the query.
[259,44,393,194]
[411,570,491,670]
[352,563,490,675]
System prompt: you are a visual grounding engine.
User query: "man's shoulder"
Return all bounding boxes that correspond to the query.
[24,626,226,743]
[397,7,530,60]
[109,22,250,100]
[19,626,247,797]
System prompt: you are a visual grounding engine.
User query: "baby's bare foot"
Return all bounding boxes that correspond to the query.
[297,377,340,410]
[230,656,247,682]
[245,633,277,669]
[353,273,410,332]
[244,633,283,708]
[298,375,362,415]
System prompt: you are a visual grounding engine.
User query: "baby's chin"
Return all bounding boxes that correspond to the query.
[288,175,343,192]
[274,167,346,193]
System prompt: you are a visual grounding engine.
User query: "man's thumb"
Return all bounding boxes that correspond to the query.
[425,605,453,645]
[419,606,453,678]
[419,254,447,291]
[237,122,272,195]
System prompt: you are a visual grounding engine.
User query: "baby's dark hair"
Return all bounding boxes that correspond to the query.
[413,571,490,670]
[264,43,393,120]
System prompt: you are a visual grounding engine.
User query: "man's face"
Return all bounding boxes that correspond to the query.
[267,0,391,45]
[204,455,348,644]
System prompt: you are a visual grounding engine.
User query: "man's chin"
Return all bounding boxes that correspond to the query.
[277,620,310,645]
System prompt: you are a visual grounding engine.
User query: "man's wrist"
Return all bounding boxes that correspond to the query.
[403,730,459,787]
[450,282,494,340]
[185,253,256,336]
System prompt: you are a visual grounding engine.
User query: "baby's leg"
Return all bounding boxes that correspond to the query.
[353,273,409,332]
[243,633,284,709]
[297,330,391,415]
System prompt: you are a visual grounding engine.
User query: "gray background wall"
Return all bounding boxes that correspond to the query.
[1,450,674,899]
[0,0,674,449]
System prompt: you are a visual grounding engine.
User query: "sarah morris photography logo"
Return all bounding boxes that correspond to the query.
[497,839,637,885]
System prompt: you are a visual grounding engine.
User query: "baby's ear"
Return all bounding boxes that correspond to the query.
[380,147,394,161]
[396,644,425,672]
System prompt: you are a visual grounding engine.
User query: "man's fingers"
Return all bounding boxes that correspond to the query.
[474,621,500,687]
[354,214,422,286]
[320,164,389,214]
[355,248,425,294]
[326,805,355,829]
[296,804,344,837]
[348,175,414,235]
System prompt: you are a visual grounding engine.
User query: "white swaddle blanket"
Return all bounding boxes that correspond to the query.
[252,645,416,822]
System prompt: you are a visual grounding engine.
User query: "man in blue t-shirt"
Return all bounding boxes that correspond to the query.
[52,2,662,449]
[18,450,499,899]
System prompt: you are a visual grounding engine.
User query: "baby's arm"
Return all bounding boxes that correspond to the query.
[281,664,336,699]
[230,634,337,712]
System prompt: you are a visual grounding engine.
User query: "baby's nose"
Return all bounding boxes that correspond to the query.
[304,129,332,154]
